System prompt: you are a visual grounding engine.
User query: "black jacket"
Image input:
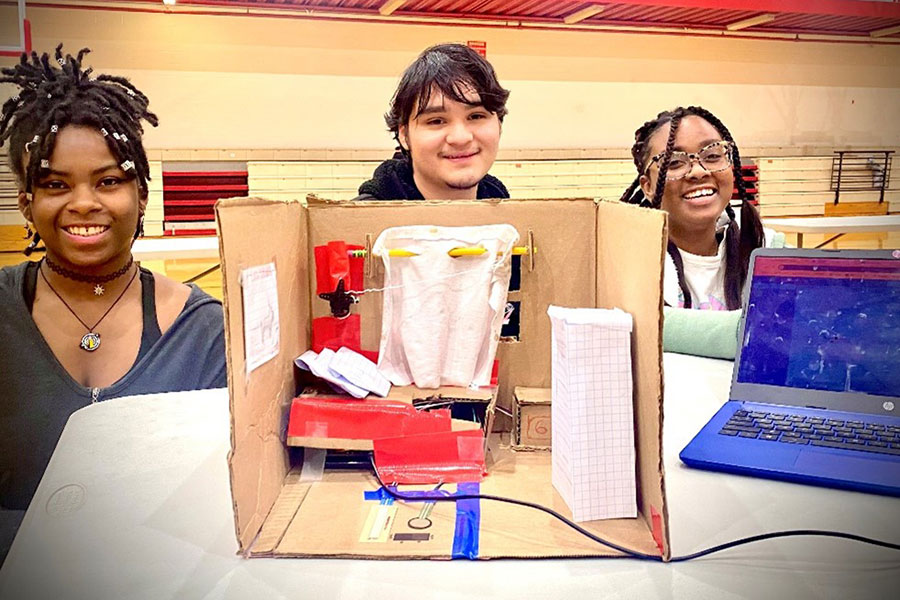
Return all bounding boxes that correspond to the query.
[356,153,509,200]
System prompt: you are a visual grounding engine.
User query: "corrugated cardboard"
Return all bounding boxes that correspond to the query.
[216,197,669,560]
[512,386,552,450]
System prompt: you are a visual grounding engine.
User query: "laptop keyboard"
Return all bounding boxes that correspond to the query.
[719,409,900,457]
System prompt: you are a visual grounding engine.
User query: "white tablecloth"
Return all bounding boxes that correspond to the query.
[1,354,898,599]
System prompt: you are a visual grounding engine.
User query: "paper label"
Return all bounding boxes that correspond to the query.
[359,503,397,543]
[241,262,280,374]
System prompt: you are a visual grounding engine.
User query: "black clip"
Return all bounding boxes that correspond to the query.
[318,279,358,318]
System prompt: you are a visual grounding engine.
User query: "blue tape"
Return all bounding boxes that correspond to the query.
[365,487,451,502]
[364,488,389,502]
[365,484,480,558]
[451,482,480,560]
[363,487,394,504]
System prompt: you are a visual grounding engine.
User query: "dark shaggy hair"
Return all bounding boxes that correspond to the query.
[1,44,158,253]
[384,43,509,149]
[619,106,765,310]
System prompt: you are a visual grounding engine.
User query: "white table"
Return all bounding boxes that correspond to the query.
[131,236,220,261]
[131,236,221,283]
[1,354,898,600]
[764,215,900,248]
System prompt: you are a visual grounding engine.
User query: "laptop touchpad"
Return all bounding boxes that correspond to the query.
[796,449,900,481]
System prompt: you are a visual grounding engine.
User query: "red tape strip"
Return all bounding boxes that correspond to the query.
[650,505,665,556]
[373,430,486,484]
[287,397,451,440]
[311,315,361,353]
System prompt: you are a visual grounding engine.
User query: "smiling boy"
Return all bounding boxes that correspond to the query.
[357,43,510,201]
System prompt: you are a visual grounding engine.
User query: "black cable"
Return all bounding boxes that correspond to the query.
[369,458,900,561]
[669,529,900,562]
[370,460,661,560]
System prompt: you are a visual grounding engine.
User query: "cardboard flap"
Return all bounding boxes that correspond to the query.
[595,199,669,559]
[216,197,311,553]
[514,386,552,405]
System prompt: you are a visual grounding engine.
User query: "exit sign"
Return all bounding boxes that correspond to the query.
[467,40,486,57]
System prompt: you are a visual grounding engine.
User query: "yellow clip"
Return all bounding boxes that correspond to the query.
[352,246,533,258]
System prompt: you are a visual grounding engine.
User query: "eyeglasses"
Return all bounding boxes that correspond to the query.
[643,140,734,180]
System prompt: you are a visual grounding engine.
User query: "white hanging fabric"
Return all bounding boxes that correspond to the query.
[373,224,519,389]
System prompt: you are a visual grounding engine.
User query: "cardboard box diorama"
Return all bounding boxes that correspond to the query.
[216,196,669,560]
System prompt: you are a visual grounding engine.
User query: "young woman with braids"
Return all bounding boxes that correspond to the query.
[0,46,226,546]
[621,106,782,359]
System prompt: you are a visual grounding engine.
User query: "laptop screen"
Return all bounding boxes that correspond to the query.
[737,255,900,398]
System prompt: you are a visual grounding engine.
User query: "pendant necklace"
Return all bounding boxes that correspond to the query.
[39,261,139,352]
[43,255,134,296]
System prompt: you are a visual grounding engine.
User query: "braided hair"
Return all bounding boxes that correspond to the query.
[0,45,158,254]
[619,106,764,310]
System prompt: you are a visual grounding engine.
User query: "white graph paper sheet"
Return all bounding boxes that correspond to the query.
[547,305,636,522]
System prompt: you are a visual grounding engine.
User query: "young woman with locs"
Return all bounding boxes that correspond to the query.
[0,47,227,545]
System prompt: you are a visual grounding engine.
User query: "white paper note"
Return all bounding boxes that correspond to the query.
[241,263,280,374]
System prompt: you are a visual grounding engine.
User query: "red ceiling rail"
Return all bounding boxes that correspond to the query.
[25,0,900,40]
[607,1,900,19]
[54,0,900,20]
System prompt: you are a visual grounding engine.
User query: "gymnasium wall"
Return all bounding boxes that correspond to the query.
[0,6,897,152]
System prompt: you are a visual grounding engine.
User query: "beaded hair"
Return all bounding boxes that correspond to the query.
[0,45,158,253]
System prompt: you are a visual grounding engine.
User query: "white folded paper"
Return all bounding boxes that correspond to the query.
[294,347,391,399]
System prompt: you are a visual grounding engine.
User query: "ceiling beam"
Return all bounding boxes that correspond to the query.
[564,4,606,25]
[378,0,406,17]
[726,13,776,32]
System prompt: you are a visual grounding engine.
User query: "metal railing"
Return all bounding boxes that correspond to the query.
[831,150,894,204]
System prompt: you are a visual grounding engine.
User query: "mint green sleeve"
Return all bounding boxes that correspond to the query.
[662,307,742,360]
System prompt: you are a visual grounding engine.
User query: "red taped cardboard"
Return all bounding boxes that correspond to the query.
[373,429,486,484]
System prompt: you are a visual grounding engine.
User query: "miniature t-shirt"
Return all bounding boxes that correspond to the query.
[373,224,518,388]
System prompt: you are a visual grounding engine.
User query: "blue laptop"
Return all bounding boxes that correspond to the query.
[680,248,900,496]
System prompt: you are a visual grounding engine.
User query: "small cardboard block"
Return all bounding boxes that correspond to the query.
[512,386,551,451]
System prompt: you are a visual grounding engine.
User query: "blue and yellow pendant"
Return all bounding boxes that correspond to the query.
[80,332,101,352]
